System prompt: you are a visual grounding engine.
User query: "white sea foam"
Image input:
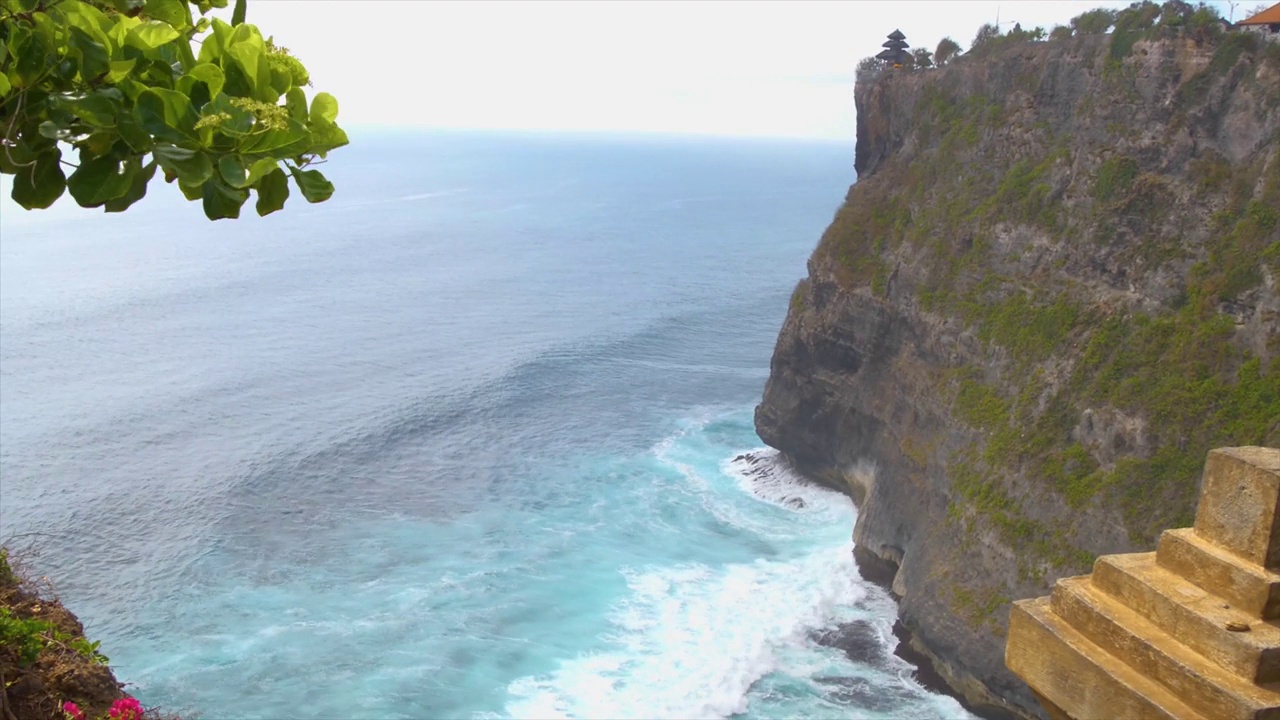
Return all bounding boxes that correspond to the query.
[504,537,865,719]
[502,428,974,720]
[722,449,852,517]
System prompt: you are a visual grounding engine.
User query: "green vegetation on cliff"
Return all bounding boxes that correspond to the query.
[756,4,1280,716]
[819,0,1280,569]
[1,549,125,720]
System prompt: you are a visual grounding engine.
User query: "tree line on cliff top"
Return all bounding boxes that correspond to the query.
[0,0,347,221]
[856,0,1250,84]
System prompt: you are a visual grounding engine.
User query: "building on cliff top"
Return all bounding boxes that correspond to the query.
[1006,446,1280,720]
[875,30,910,68]
[1239,2,1280,38]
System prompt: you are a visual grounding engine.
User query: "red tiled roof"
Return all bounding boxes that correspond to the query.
[1239,2,1280,25]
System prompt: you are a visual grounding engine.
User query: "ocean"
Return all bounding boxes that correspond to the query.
[0,130,972,719]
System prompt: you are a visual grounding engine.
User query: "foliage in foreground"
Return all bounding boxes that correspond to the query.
[0,0,347,220]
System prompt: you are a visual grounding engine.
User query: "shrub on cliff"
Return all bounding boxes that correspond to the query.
[0,0,347,220]
[1071,8,1119,34]
[0,548,173,720]
[969,23,1001,54]
[934,37,961,66]
[856,56,886,84]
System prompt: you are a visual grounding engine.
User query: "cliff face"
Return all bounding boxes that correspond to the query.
[757,28,1280,718]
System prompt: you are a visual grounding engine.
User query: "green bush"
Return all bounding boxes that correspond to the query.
[1071,8,1118,34]
[1093,156,1139,202]
[0,607,50,666]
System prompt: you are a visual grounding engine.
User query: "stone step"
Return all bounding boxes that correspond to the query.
[1192,447,1280,569]
[1158,527,1280,620]
[1093,552,1280,683]
[1007,596,1208,720]
[1052,575,1280,720]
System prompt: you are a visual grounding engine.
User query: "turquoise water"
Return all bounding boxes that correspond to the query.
[0,130,971,719]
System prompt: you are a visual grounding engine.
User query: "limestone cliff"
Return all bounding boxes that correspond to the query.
[756,18,1280,719]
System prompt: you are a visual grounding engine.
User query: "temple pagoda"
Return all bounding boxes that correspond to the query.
[875,29,911,68]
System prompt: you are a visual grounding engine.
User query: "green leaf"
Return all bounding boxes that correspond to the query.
[0,136,48,173]
[10,25,46,87]
[105,13,132,49]
[198,92,254,137]
[197,18,233,63]
[11,151,67,209]
[289,167,333,203]
[231,0,246,26]
[244,156,279,185]
[178,180,203,200]
[115,112,153,152]
[127,21,181,50]
[67,154,133,207]
[106,58,137,82]
[134,88,198,142]
[60,0,112,36]
[268,64,292,96]
[227,42,275,101]
[84,132,116,157]
[217,153,247,187]
[309,121,349,157]
[239,118,308,154]
[68,26,110,80]
[152,144,213,185]
[37,121,64,140]
[193,0,228,13]
[201,177,248,219]
[0,74,10,97]
[105,159,157,212]
[186,63,225,99]
[285,87,307,120]
[255,167,288,216]
[186,77,211,113]
[70,92,120,128]
[143,0,194,29]
[309,92,338,124]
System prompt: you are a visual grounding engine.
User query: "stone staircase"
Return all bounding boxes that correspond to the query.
[1006,446,1280,720]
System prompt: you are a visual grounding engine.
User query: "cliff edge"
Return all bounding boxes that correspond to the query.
[756,17,1280,719]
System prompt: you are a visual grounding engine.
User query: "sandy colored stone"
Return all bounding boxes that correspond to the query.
[1194,447,1280,569]
[1008,447,1280,720]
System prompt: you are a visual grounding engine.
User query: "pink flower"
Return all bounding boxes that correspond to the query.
[62,702,86,720]
[108,697,143,720]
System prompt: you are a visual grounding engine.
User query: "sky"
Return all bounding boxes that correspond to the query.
[231,0,1245,141]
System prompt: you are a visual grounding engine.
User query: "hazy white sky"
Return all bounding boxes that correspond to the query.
[237,0,1241,140]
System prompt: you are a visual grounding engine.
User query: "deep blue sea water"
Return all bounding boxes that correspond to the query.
[0,130,971,719]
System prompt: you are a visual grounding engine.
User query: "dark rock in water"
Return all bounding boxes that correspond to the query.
[810,620,887,666]
[812,674,914,713]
